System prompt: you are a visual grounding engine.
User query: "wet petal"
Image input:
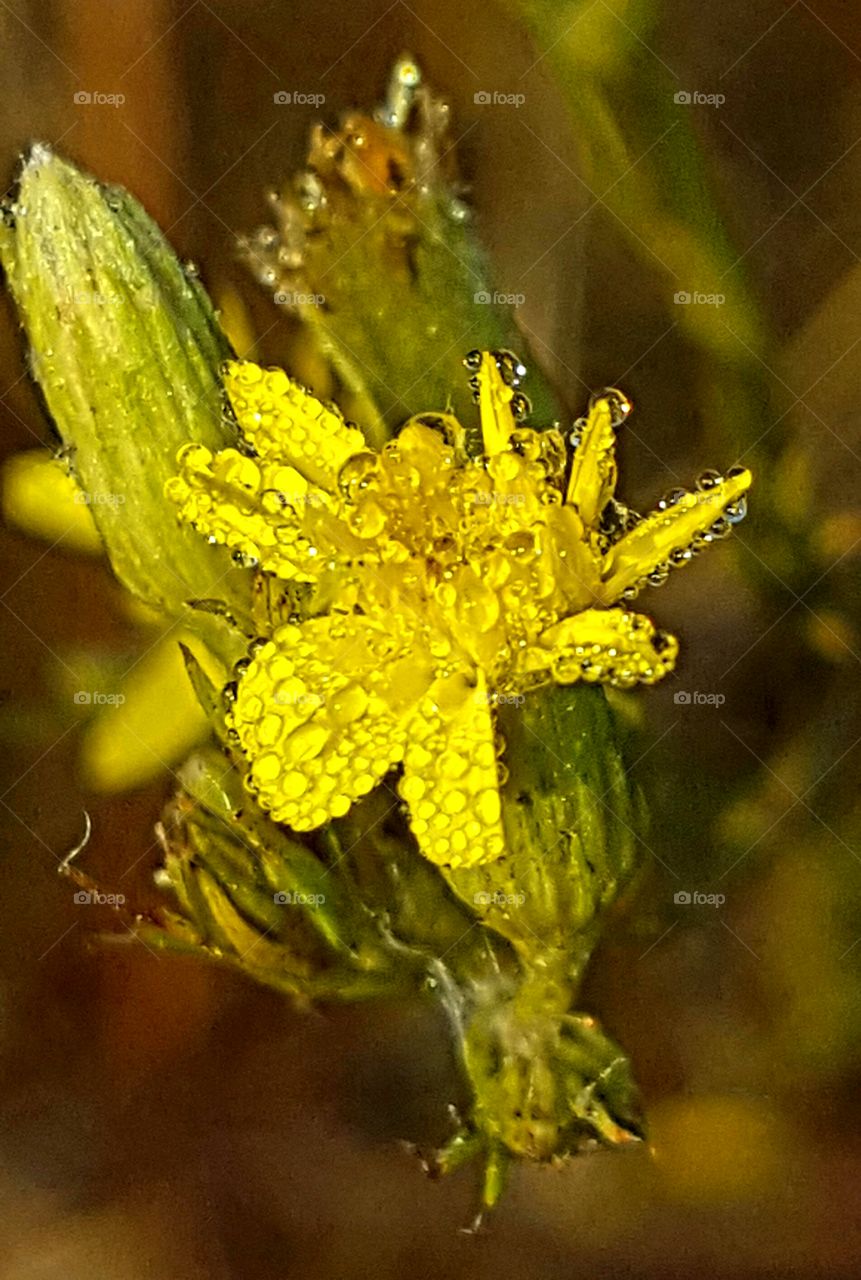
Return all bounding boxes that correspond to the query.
[565,390,628,526]
[521,607,678,689]
[2,449,103,554]
[230,614,434,830]
[80,631,217,791]
[541,503,602,611]
[600,467,752,602]
[224,359,366,488]
[400,670,507,868]
[166,444,360,581]
[475,352,518,457]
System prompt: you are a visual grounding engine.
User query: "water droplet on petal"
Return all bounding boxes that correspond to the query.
[725,496,747,524]
[589,387,632,428]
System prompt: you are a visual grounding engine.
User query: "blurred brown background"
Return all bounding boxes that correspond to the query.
[2,0,861,1275]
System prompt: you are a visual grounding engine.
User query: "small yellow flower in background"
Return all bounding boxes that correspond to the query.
[166,350,751,869]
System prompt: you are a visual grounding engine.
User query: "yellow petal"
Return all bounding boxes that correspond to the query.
[389,418,463,492]
[224,360,366,488]
[522,607,678,688]
[400,669,507,868]
[80,632,223,792]
[166,444,360,581]
[600,468,752,602]
[2,449,103,554]
[214,284,258,359]
[565,389,628,525]
[230,614,433,830]
[475,351,518,456]
[539,503,600,611]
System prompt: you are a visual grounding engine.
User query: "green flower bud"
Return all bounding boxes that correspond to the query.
[444,684,642,976]
[460,972,643,1167]
[0,146,249,636]
[240,61,563,437]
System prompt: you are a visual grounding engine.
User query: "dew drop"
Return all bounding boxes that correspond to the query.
[658,488,687,511]
[348,499,387,539]
[589,387,632,428]
[337,451,378,498]
[493,349,527,387]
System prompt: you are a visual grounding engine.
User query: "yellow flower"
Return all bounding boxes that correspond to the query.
[166,351,751,869]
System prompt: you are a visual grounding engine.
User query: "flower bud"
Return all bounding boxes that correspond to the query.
[0,146,249,628]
